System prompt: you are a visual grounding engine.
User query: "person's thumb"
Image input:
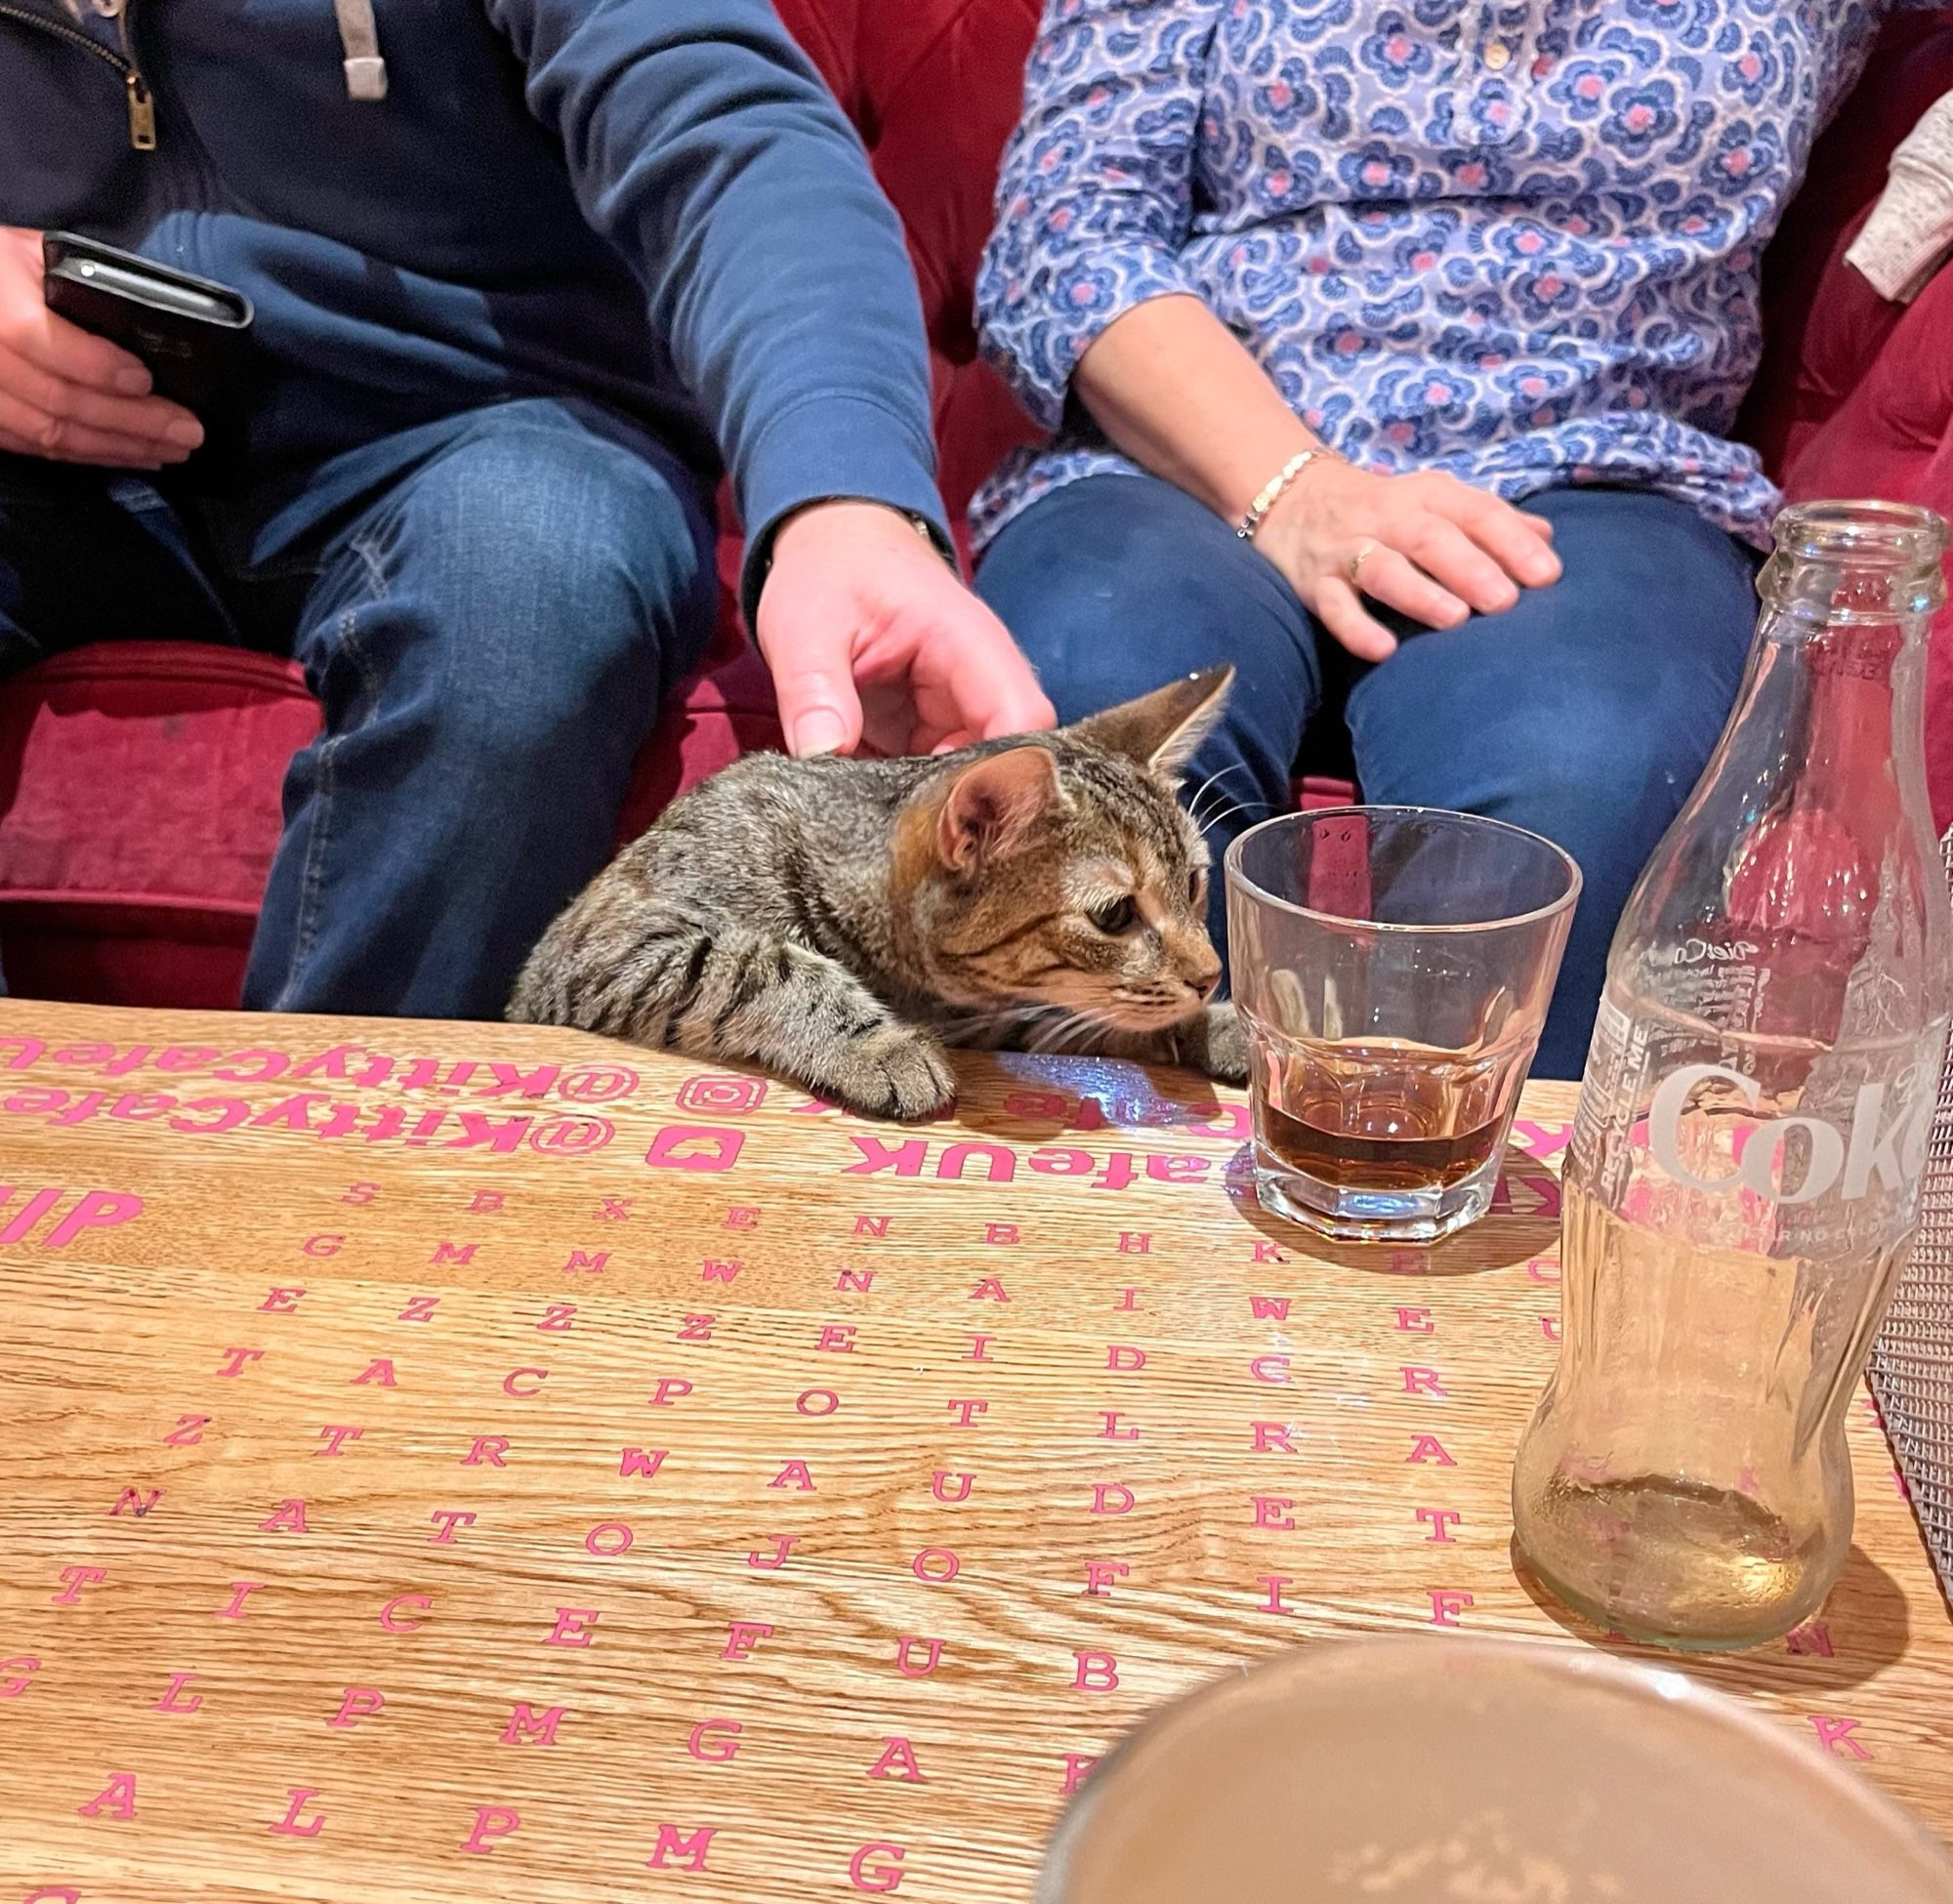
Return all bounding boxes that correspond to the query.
[763,620,865,759]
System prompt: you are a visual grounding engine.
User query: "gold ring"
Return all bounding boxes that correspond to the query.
[1349,541,1378,590]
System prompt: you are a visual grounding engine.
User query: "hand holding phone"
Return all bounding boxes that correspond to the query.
[0,226,204,470]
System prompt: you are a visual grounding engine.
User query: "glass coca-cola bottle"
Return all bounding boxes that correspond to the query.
[1513,501,1953,1650]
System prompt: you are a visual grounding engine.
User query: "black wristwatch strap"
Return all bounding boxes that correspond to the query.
[749,500,955,607]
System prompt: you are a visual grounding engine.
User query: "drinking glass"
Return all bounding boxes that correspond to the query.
[1226,807,1580,1242]
[1035,1637,1953,1904]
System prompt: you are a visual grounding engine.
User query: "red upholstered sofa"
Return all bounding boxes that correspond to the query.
[4,2,1951,1009]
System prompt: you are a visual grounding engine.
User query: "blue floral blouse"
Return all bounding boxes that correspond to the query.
[973,0,1921,552]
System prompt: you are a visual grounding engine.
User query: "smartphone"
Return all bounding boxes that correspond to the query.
[42,230,254,419]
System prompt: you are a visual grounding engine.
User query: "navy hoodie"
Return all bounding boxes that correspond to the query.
[0,0,949,608]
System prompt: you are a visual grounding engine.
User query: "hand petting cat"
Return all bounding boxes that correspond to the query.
[756,498,1056,759]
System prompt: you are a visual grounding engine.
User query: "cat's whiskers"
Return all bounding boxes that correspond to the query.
[1027,1005,1128,1055]
[933,1002,1074,1052]
[1187,787,1267,836]
[1024,1009,1087,1054]
[1183,761,1247,814]
[1183,763,1266,836]
[1189,795,1262,837]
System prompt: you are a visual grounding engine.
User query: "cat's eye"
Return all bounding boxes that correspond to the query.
[1089,895,1138,935]
[1188,871,1205,904]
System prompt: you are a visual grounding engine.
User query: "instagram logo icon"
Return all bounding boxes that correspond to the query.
[677,1074,769,1115]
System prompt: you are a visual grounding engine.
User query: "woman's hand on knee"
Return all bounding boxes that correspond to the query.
[1256,464,1560,661]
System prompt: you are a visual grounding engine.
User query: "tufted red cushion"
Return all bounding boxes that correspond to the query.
[1737,17,1953,475]
[0,642,319,1004]
[3,2,1950,1005]
[1779,256,1953,831]
[1782,266,1953,514]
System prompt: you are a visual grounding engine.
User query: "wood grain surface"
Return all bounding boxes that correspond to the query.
[0,999,1947,1903]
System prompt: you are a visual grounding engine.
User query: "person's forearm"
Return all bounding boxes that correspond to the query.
[491,0,947,620]
[1071,293,1323,523]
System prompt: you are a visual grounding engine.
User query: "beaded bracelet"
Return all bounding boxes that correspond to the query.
[1235,445,1345,541]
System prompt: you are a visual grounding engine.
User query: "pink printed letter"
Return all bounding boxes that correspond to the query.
[78,1772,138,1820]
[329,1686,386,1729]
[460,1806,521,1853]
[851,1842,907,1893]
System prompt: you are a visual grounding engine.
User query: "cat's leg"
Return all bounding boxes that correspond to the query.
[1183,1002,1250,1084]
[675,932,956,1120]
[516,913,956,1120]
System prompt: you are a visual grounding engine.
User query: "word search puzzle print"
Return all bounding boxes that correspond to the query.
[0,1004,1948,1902]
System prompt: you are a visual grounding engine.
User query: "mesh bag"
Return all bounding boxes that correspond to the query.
[1867,827,1953,1605]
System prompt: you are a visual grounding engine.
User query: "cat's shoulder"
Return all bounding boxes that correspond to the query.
[640,749,918,853]
[653,748,815,823]
[680,748,920,809]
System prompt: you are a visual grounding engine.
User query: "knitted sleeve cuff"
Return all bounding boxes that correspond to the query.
[1846,92,1953,304]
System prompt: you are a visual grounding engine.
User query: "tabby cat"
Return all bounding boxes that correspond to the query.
[508,668,1247,1119]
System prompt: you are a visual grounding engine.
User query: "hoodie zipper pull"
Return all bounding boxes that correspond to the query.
[125,70,155,149]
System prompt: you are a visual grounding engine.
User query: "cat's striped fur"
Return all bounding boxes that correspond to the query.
[508,670,1246,1119]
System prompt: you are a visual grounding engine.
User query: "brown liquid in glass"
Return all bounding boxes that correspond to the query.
[1263,1099,1502,1189]
[1257,1039,1506,1191]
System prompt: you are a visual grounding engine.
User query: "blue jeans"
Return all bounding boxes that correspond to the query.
[976,477,1758,1078]
[0,398,719,1017]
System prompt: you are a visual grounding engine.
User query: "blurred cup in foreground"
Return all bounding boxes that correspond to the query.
[1036,1636,1953,1904]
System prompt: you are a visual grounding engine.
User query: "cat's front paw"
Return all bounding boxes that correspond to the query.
[1191,1002,1250,1086]
[818,1024,957,1122]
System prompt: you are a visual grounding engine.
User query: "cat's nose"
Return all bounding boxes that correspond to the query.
[1191,959,1222,1001]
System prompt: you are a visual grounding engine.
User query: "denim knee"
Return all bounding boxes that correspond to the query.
[312,404,719,770]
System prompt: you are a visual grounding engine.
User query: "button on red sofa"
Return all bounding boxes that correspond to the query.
[3,1,1949,1009]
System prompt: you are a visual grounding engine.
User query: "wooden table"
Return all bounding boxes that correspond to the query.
[1,1000,1948,1902]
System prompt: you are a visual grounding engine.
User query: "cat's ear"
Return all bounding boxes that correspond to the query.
[937,745,1064,872]
[1070,666,1234,781]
